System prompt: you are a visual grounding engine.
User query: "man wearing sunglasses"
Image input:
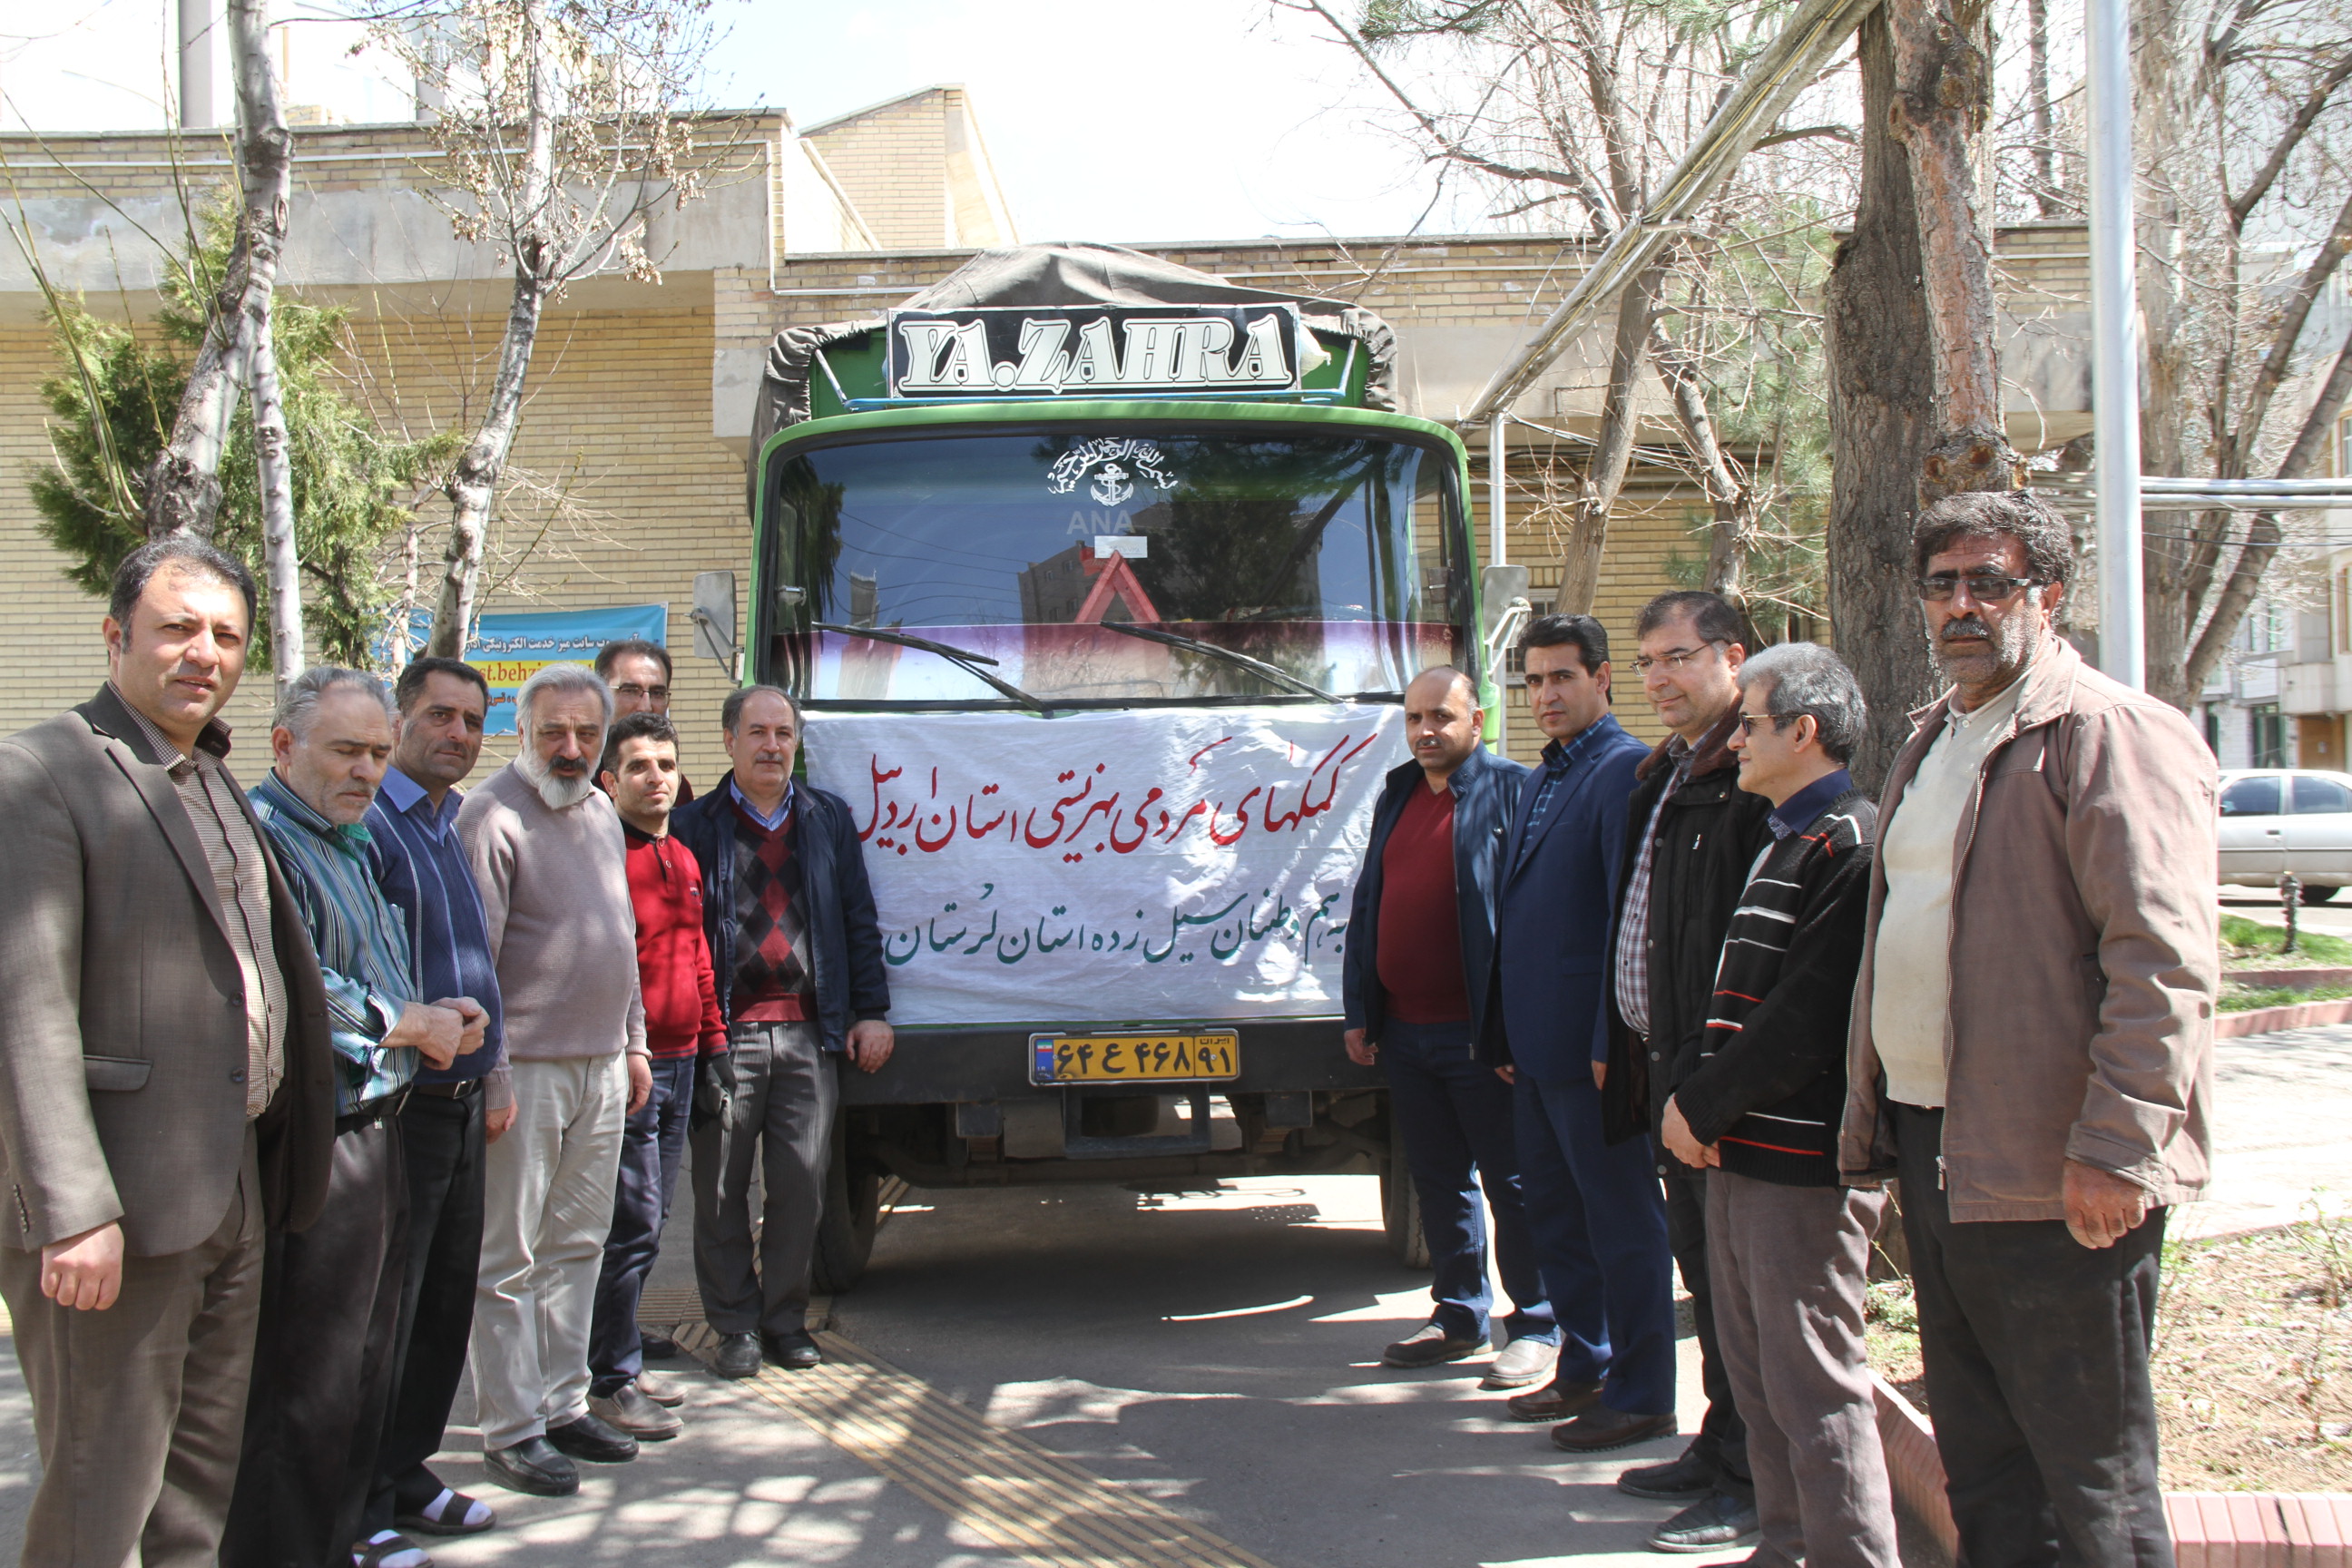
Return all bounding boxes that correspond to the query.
[1839,490,2216,1568]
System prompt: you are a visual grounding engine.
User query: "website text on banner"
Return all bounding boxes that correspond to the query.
[801,705,1405,1027]
[394,604,667,733]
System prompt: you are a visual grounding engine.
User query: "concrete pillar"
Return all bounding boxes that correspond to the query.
[178,0,214,130]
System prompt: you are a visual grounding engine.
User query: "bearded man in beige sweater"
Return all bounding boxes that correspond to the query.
[459,663,651,1499]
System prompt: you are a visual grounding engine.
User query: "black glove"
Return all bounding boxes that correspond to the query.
[692,1050,737,1130]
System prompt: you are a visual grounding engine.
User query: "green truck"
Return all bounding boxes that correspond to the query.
[692,244,1522,1288]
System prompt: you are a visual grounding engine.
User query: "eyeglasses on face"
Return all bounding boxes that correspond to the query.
[1631,640,1725,674]
[613,682,671,701]
[1917,572,2041,603]
[1734,712,1790,737]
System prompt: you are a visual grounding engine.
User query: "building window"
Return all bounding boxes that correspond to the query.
[2205,705,2221,757]
[1504,596,1559,684]
[2253,703,2288,768]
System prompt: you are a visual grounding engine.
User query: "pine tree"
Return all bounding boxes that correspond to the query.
[27,198,459,668]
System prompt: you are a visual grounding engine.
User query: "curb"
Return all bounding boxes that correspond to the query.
[2230,967,2352,990]
[1873,1373,2352,1564]
[2218,998,2352,1037]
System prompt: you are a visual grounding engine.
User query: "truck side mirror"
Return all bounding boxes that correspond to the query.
[691,571,739,678]
[1479,564,1533,671]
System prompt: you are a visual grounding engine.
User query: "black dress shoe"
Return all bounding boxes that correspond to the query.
[1504,1377,1604,1422]
[544,1411,640,1463]
[483,1436,579,1497]
[764,1328,824,1370]
[641,1333,681,1361]
[1647,1490,1762,1553]
[713,1331,763,1378]
[1619,1443,1718,1501]
[1548,1405,1677,1453]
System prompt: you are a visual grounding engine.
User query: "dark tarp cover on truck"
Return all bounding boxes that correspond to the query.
[744,241,1400,516]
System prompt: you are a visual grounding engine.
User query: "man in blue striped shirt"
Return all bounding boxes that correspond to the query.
[363,657,514,1544]
[224,668,483,1568]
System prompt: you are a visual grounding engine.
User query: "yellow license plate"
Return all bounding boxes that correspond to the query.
[1028,1032,1240,1085]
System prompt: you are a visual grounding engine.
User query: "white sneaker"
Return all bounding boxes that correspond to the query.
[1482,1335,1559,1389]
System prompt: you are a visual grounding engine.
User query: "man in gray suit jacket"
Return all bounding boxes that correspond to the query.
[0,537,336,1568]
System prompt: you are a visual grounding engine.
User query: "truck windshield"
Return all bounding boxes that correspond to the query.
[761,426,1465,706]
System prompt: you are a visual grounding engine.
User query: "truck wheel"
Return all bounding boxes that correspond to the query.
[2306,884,2342,905]
[811,1125,880,1295]
[1381,1143,1431,1270]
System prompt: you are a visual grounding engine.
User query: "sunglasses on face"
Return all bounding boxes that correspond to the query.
[1917,573,2041,603]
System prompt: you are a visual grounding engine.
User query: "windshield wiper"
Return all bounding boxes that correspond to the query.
[813,622,1052,711]
[1094,622,1342,702]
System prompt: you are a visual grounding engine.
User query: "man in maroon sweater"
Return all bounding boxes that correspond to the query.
[585,712,726,1439]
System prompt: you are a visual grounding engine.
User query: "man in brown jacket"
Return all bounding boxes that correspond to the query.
[1839,490,2215,1568]
[0,537,336,1568]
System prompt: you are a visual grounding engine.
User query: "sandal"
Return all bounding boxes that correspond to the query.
[352,1531,432,1568]
[395,1487,496,1537]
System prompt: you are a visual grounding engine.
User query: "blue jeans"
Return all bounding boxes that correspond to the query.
[1383,1019,1556,1345]
[1514,1072,1675,1414]
[588,1054,696,1396]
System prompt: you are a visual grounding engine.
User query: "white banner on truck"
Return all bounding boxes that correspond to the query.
[802,704,1405,1026]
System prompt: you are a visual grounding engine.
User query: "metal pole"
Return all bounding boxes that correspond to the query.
[2087,0,2142,689]
[179,0,215,130]
[1490,413,1508,748]
[1489,414,1507,567]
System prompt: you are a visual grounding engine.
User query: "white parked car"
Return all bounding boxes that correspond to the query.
[2217,769,2352,902]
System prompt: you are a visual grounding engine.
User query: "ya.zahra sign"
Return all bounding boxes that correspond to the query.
[887,305,1304,398]
[801,704,1402,1025]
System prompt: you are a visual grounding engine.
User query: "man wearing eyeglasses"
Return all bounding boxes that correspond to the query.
[1839,490,2215,1568]
[596,640,693,804]
[1587,589,1770,1552]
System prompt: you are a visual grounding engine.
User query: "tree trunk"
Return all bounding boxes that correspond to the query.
[425,0,555,659]
[143,201,260,536]
[1650,318,1756,602]
[2027,0,2058,215]
[1828,8,1943,790]
[2181,326,2352,697]
[2132,0,2195,705]
[1558,267,1663,614]
[227,0,303,688]
[1886,0,2022,492]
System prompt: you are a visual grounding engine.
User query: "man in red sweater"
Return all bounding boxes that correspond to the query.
[585,712,726,1439]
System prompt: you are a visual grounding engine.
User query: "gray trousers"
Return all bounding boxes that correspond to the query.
[691,1021,838,1338]
[1,1126,263,1568]
[1706,1170,1899,1568]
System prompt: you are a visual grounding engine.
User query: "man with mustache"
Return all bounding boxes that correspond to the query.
[361,657,511,1544]
[671,685,892,1377]
[0,539,337,1568]
[228,667,481,1568]
[1840,491,2216,1568]
[458,664,652,1496]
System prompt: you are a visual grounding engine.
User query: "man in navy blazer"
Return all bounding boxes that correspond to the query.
[1489,614,1677,1453]
[1342,668,1554,1387]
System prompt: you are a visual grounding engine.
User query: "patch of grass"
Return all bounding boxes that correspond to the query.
[2220,915,2352,968]
[2220,982,2352,1012]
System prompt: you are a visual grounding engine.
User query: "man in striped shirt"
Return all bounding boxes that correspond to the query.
[226,669,484,1568]
[1659,642,1896,1568]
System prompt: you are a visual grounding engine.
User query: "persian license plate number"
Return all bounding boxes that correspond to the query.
[1028,1032,1240,1085]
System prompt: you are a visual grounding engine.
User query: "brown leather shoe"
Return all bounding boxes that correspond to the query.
[1504,1377,1604,1422]
[1549,1406,1677,1453]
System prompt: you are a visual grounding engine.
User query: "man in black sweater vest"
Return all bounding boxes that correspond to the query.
[1660,642,1897,1568]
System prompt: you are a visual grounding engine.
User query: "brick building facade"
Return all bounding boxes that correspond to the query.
[0,91,2095,779]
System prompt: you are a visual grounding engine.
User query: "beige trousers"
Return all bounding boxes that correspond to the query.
[469,1054,625,1450]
